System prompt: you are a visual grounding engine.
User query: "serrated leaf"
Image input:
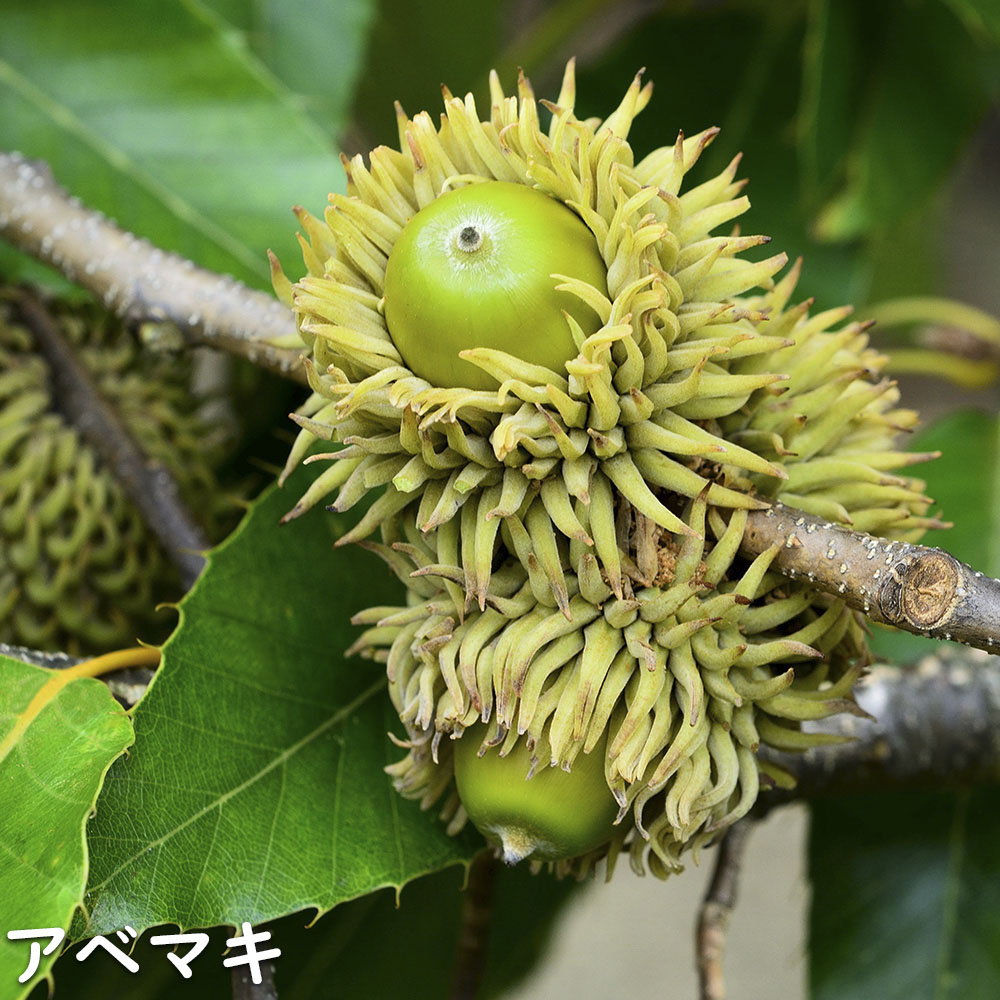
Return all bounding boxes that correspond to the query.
[810,789,1000,1000]
[79,465,480,938]
[0,0,347,289]
[0,655,133,1000]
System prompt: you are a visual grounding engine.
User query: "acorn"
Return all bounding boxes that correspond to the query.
[353,488,868,876]
[384,181,607,391]
[0,297,231,654]
[453,724,619,864]
[275,65,939,872]
[276,63,936,612]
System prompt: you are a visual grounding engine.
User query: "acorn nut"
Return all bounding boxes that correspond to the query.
[279,63,940,877]
[383,181,607,390]
[453,725,619,864]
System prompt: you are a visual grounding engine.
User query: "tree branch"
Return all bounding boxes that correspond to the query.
[0,642,81,670]
[760,646,1000,804]
[0,643,153,705]
[13,289,209,589]
[450,850,499,1000]
[0,151,306,384]
[696,820,753,1000]
[741,502,1000,654]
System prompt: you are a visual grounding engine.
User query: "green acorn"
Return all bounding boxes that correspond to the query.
[0,297,230,654]
[353,489,866,876]
[275,65,939,871]
[276,63,935,613]
[453,724,619,864]
[384,181,607,391]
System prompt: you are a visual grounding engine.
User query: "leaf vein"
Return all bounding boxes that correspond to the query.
[87,677,386,899]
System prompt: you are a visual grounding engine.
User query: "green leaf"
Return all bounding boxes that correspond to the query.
[797,0,886,207]
[199,0,376,137]
[576,4,869,312]
[480,863,581,999]
[941,0,1000,46]
[79,465,480,938]
[349,0,508,150]
[349,0,635,154]
[813,0,998,243]
[276,863,580,1000]
[810,788,1000,1000]
[0,0,347,289]
[866,410,999,664]
[811,410,1000,999]
[0,655,133,1000]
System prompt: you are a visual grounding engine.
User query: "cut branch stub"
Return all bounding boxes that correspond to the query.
[878,550,961,629]
[741,502,1000,653]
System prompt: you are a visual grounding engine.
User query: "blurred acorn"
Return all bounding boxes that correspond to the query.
[0,296,233,654]
[275,65,939,871]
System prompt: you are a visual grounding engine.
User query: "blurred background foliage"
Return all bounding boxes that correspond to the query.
[3,0,1000,997]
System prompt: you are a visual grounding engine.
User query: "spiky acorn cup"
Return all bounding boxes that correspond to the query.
[0,298,230,654]
[351,489,872,876]
[275,65,938,871]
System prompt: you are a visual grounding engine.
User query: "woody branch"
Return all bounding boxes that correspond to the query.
[691,646,1000,1000]
[740,502,1000,654]
[450,851,499,1000]
[0,152,306,384]
[696,821,753,1000]
[759,647,1000,802]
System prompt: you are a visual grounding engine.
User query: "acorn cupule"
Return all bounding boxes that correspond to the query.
[277,62,938,877]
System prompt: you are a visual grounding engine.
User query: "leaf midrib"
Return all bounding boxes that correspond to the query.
[85,676,386,909]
